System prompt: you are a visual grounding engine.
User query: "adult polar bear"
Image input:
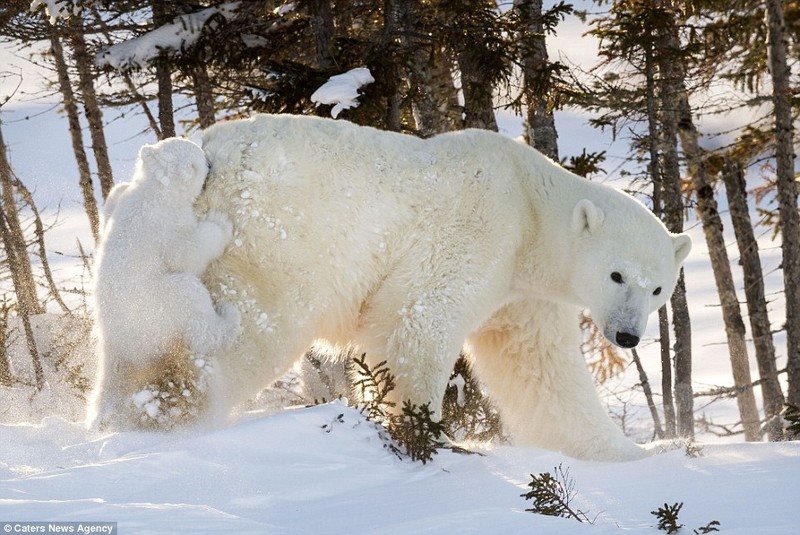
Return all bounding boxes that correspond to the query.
[197,114,691,461]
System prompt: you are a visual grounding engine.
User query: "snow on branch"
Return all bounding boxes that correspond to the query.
[95,3,239,71]
[29,0,81,25]
[310,67,375,119]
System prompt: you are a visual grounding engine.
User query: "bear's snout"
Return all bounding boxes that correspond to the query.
[615,331,640,348]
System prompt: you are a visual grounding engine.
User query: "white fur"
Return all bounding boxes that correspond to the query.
[194,114,690,460]
[89,138,240,429]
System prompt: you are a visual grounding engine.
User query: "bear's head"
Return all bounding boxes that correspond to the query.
[569,198,692,349]
[135,138,209,199]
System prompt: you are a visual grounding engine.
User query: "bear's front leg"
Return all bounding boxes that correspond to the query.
[354,248,510,420]
[467,298,647,461]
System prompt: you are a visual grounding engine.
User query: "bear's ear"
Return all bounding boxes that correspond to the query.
[138,144,156,168]
[137,143,171,186]
[673,233,692,265]
[572,199,605,235]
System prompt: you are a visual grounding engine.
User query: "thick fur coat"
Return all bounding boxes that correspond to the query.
[192,114,691,461]
[90,138,240,428]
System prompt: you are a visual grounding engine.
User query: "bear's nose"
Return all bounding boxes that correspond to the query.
[616,332,640,348]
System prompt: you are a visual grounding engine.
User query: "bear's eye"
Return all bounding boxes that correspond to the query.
[653,287,662,296]
[611,272,623,284]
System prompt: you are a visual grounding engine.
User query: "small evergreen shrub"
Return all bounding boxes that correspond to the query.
[652,502,685,533]
[651,502,720,534]
[784,404,800,438]
[390,400,445,464]
[442,354,505,443]
[521,464,591,523]
[350,354,396,422]
[348,354,444,464]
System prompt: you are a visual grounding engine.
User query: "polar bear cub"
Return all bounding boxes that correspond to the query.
[89,138,240,429]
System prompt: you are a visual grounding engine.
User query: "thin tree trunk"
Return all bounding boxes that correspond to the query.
[0,123,43,317]
[655,15,694,440]
[644,42,677,439]
[0,209,44,390]
[192,59,216,129]
[515,0,559,161]
[309,0,334,70]
[722,158,785,440]
[426,49,460,131]
[13,178,71,315]
[397,1,458,136]
[0,120,44,387]
[49,32,100,243]
[380,0,403,131]
[0,301,12,386]
[152,1,176,139]
[674,89,761,442]
[765,0,800,414]
[658,306,677,437]
[70,19,114,199]
[408,48,458,136]
[458,49,497,131]
[632,348,665,439]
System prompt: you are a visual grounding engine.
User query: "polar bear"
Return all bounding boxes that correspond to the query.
[193,114,691,460]
[89,138,240,429]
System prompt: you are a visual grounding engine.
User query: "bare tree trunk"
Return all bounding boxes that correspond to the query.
[309,0,334,70]
[673,92,761,441]
[49,32,100,243]
[514,0,558,161]
[396,1,458,136]
[13,178,70,315]
[722,158,785,440]
[0,300,12,386]
[632,348,665,439]
[192,59,216,129]
[384,0,460,137]
[409,49,458,136]
[152,1,176,139]
[426,50,460,131]
[458,49,497,131]
[0,128,42,389]
[0,123,43,317]
[765,0,800,414]
[0,213,44,389]
[379,0,403,132]
[70,19,114,199]
[655,17,694,440]
[644,42,677,439]
[658,306,677,437]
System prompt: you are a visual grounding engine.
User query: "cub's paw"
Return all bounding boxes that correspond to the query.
[203,210,234,240]
[217,301,243,341]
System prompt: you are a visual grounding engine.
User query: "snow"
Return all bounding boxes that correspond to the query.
[1,403,798,533]
[29,0,80,25]
[274,3,297,16]
[310,67,375,118]
[95,3,240,71]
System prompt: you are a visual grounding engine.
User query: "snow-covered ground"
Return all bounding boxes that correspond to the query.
[3,402,799,534]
